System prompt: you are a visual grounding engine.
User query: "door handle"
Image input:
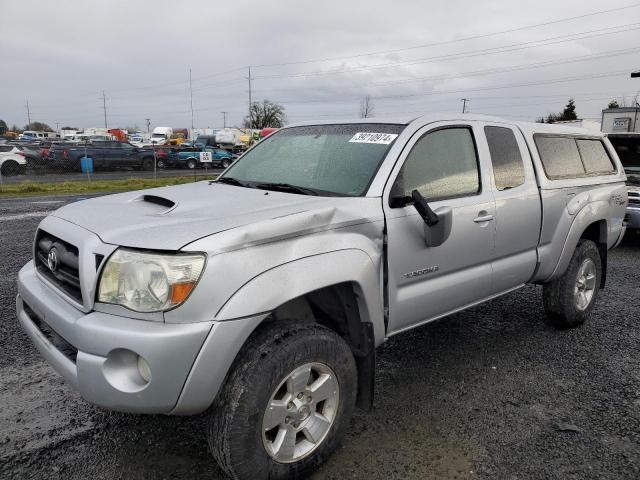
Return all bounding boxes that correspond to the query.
[473,213,494,223]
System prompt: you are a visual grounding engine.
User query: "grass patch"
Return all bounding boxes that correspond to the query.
[0,176,217,198]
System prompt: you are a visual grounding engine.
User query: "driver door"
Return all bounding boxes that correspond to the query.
[384,123,496,334]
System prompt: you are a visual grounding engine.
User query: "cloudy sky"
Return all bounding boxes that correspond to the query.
[1,0,639,131]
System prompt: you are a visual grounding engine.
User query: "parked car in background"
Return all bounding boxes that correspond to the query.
[162,146,235,169]
[608,133,640,232]
[194,134,217,148]
[16,115,627,479]
[47,141,157,171]
[151,127,172,144]
[14,144,45,168]
[0,145,27,175]
[259,127,278,139]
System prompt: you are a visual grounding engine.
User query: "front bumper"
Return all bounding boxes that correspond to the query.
[17,261,264,415]
[626,206,640,229]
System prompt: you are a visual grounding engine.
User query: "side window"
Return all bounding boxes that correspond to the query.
[0,145,12,152]
[535,136,585,179]
[485,126,525,190]
[576,139,615,174]
[394,127,480,201]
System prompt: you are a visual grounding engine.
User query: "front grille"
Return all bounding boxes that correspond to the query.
[23,303,78,363]
[629,192,640,207]
[34,229,83,303]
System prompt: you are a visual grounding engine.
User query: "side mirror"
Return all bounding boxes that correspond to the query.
[411,189,438,226]
[411,189,453,248]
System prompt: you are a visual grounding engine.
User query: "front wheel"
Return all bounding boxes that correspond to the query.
[208,321,356,480]
[186,158,197,169]
[543,239,602,329]
[221,158,230,169]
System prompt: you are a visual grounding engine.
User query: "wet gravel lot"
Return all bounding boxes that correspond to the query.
[1,194,639,480]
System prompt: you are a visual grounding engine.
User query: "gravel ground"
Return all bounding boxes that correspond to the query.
[1,194,639,480]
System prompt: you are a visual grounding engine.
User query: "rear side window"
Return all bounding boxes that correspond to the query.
[485,126,525,190]
[576,139,615,174]
[535,135,617,179]
[0,145,12,152]
[535,136,585,179]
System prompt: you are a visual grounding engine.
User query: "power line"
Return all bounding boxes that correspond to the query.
[253,23,640,80]
[251,46,640,96]
[251,3,640,68]
[272,70,631,105]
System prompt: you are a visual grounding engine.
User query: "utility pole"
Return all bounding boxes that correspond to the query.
[461,98,469,114]
[102,91,107,128]
[221,111,228,128]
[247,66,253,129]
[145,118,151,134]
[26,100,31,128]
[189,68,194,131]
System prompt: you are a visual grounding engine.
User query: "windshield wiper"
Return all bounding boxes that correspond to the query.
[254,182,319,196]
[216,176,247,187]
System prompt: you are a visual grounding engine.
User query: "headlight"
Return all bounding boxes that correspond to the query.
[98,248,205,313]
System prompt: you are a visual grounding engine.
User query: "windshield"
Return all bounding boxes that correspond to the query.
[221,123,404,196]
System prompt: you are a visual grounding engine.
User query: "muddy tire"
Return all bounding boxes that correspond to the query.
[207,321,357,480]
[543,239,601,329]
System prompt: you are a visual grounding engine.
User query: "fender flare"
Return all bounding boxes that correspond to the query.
[548,200,609,281]
[171,249,385,415]
[215,249,385,345]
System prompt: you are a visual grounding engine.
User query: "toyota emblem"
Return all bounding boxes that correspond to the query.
[47,247,59,272]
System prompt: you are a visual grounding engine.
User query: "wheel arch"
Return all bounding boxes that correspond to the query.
[548,202,609,287]
[172,250,384,414]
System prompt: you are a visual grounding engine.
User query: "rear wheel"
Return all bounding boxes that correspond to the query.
[543,239,601,329]
[1,160,21,176]
[221,158,231,169]
[186,158,197,169]
[208,321,356,480]
[156,158,166,169]
[142,157,154,171]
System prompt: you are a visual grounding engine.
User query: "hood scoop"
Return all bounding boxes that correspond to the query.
[132,194,177,214]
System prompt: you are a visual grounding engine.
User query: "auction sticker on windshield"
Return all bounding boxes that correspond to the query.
[349,132,398,144]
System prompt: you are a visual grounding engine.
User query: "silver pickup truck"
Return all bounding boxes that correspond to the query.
[17,114,627,479]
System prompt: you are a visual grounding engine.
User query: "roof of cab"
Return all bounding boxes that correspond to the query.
[285,113,604,138]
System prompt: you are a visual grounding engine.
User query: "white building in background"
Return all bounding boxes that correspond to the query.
[601,107,640,134]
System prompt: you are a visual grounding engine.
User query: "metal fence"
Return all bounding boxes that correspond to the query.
[0,141,227,190]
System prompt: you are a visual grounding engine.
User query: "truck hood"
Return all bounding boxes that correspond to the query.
[51,181,382,250]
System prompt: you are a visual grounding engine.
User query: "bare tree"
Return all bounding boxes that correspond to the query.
[360,95,375,118]
[243,100,287,129]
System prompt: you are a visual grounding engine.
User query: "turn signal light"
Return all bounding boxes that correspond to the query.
[170,282,196,305]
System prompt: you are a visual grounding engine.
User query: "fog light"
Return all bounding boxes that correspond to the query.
[137,355,152,383]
